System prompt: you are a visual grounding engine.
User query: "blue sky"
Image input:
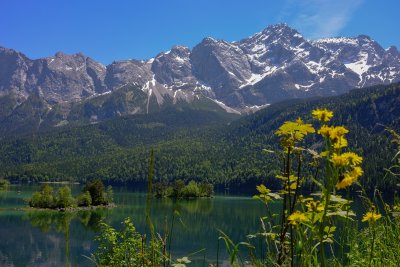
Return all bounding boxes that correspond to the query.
[0,0,399,64]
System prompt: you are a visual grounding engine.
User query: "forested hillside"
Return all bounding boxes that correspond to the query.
[1,83,399,192]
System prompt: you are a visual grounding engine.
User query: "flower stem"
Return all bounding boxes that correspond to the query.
[368,223,376,267]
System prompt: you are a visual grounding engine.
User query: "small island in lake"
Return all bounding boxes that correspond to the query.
[29,179,114,210]
[153,179,213,199]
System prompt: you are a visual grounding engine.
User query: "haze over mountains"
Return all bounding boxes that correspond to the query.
[0,24,399,134]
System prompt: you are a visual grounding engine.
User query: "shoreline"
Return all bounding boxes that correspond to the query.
[38,181,81,185]
[1,203,116,213]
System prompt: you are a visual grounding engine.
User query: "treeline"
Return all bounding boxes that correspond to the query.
[0,83,399,192]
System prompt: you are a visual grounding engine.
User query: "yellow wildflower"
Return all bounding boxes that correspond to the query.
[362,211,382,222]
[351,166,363,178]
[275,120,315,141]
[276,174,297,181]
[256,184,270,194]
[312,108,334,122]
[319,126,349,148]
[342,152,363,165]
[330,126,349,138]
[333,136,348,149]
[318,125,333,138]
[306,200,324,213]
[295,117,303,124]
[276,118,315,149]
[288,211,308,225]
[329,126,349,149]
[255,184,272,202]
[335,166,363,189]
[336,176,354,189]
[331,153,349,167]
[320,151,329,157]
[288,181,298,191]
[276,175,299,192]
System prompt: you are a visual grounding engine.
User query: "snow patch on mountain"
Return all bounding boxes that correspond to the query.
[210,98,241,114]
[314,37,358,46]
[344,52,371,82]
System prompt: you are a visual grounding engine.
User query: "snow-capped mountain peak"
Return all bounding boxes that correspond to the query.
[0,24,399,116]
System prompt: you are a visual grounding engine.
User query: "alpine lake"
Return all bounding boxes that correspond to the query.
[0,184,272,266]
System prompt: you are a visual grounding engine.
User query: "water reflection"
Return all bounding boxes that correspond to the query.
[0,185,267,266]
[25,210,105,233]
[23,210,106,267]
[106,194,268,261]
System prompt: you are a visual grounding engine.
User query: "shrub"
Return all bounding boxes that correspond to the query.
[29,184,56,208]
[56,186,75,208]
[198,182,213,197]
[163,186,174,197]
[0,178,10,191]
[173,179,185,198]
[153,182,163,198]
[105,185,113,204]
[77,191,92,207]
[154,180,213,199]
[29,192,44,208]
[92,218,163,266]
[154,182,174,198]
[181,180,200,198]
[84,179,109,205]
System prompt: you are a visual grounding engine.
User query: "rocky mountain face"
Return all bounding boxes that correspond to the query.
[0,48,106,103]
[0,24,399,135]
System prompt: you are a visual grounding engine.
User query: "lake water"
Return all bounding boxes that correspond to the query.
[0,184,272,266]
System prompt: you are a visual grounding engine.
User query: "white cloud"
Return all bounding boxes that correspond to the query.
[279,0,364,39]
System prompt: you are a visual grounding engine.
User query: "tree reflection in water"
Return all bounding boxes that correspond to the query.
[24,209,106,267]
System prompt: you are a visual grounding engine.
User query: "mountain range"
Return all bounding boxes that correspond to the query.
[0,24,399,136]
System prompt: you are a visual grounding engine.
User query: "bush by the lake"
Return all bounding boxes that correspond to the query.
[153,179,213,199]
[90,218,164,267]
[29,179,113,209]
[76,191,92,207]
[29,184,57,208]
[92,217,194,267]
[29,184,75,209]
[56,185,75,208]
[83,179,113,205]
[0,178,10,191]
